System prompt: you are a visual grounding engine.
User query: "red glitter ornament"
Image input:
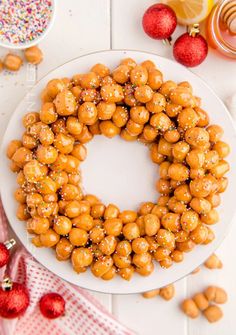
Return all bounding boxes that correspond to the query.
[39,292,65,319]
[0,239,16,268]
[173,24,208,67]
[0,278,30,319]
[142,3,177,42]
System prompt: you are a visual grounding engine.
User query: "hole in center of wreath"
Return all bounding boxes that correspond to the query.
[81,136,158,211]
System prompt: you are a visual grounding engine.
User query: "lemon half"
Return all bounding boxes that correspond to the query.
[161,0,214,25]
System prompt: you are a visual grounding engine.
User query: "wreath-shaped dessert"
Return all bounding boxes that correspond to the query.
[6,58,230,281]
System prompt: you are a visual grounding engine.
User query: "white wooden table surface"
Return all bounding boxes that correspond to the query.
[1,1,236,334]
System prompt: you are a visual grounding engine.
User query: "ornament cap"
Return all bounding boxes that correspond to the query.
[188,24,200,37]
[2,278,13,291]
[162,36,172,46]
[4,239,16,250]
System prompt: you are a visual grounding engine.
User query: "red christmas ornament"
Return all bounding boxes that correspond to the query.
[0,278,30,319]
[173,24,208,67]
[142,3,177,42]
[39,292,65,319]
[0,239,16,268]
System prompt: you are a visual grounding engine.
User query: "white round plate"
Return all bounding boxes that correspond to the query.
[1,50,236,294]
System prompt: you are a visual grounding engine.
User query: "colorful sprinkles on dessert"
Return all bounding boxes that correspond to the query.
[0,0,53,45]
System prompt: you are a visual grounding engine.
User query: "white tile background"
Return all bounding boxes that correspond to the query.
[1,1,236,334]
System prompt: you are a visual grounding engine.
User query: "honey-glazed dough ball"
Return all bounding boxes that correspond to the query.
[123,222,140,240]
[168,163,189,182]
[213,141,230,159]
[143,125,159,142]
[40,229,60,247]
[99,235,117,255]
[51,118,67,134]
[23,159,43,182]
[120,129,138,142]
[146,93,166,113]
[7,140,22,159]
[144,214,160,236]
[39,126,54,146]
[134,85,153,103]
[148,68,163,90]
[80,72,100,89]
[112,106,129,127]
[174,184,192,203]
[132,238,149,254]
[166,102,182,118]
[101,266,116,280]
[78,102,98,125]
[90,63,110,77]
[71,247,93,270]
[180,210,199,232]
[150,113,171,132]
[156,229,175,250]
[22,112,40,129]
[36,145,58,165]
[120,57,137,69]
[189,177,213,198]
[133,252,152,268]
[54,133,74,154]
[119,210,137,223]
[170,86,195,107]
[157,138,172,156]
[20,134,35,150]
[100,120,120,138]
[200,209,219,225]
[104,218,123,236]
[116,240,132,257]
[69,228,88,246]
[97,102,116,120]
[39,102,58,124]
[91,256,113,278]
[178,108,199,130]
[172,141,190,162]
[130,106,149,125]
[74,125,93,144]
[126,119,144,136]
[135,261,154,276]
[66,116,83,136]
[130,65,148,86]
[186,149,205,169]
[171,250,184,263]
[176,239,195,252]
[161,213,181,233]
[185,127,210,147]
[164,128,180,143]
[207,125,224,143]
[112,65,130,84]
[54,89,77,116]
[100,84,124,103]
[56,238,74,261]
[46,79,66,99]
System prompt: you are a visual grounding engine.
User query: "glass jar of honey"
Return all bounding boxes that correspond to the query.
[207,0,236,58]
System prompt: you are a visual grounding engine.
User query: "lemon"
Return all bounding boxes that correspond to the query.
[161,0,214,25]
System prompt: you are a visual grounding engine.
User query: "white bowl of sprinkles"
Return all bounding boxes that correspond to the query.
[0,0,56,49]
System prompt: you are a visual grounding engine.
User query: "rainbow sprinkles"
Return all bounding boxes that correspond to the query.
[0,0,53,46]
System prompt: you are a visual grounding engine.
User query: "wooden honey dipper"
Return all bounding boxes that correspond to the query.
[220,0,236,35]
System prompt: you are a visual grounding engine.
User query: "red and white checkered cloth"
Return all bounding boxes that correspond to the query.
[0,200,134,335]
